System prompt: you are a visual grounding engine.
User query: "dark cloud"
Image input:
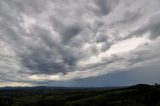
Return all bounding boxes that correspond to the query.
[130,14,160,39]
[96,35,107,43]
[94,0,111,15]
[0,0,160,86]
[1,0,46,15]
[101,43,111,52]
[111,11,142,27]
[18,26,78,74]
[61,24,82,44]
[93,0,119,16]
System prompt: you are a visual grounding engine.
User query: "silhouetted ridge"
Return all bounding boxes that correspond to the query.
[129,84,151,89]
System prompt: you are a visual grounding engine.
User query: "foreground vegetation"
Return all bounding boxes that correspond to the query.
[0,84,160,106]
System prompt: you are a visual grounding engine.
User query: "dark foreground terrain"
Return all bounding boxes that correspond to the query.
[0,84,160,106]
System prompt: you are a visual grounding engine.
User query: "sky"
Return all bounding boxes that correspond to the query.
[0,0,160,87]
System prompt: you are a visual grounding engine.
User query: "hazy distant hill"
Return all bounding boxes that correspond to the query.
[0,84,160,106]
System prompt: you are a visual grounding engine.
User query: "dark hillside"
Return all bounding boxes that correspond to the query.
[0,84,160,106]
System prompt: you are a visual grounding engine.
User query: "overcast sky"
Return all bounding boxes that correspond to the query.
[0,0,160,87]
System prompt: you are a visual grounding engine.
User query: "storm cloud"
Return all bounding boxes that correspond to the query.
[0,0,160,86]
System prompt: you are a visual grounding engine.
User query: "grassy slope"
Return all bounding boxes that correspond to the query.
[0,84,160,106]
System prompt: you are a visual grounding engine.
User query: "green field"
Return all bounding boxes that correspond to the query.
[0,84,160,106]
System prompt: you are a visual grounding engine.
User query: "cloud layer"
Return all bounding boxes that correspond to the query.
[0,0,160,86]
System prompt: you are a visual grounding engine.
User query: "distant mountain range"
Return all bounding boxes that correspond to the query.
[0,85,123,90]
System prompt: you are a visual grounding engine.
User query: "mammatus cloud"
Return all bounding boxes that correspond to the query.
[0,0,160,86]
